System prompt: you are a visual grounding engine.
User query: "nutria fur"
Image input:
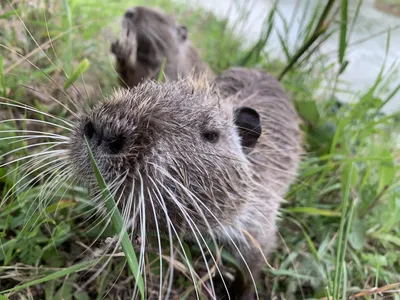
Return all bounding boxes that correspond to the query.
[67,68,302,299]
[213,67,303,299]
[111,6,214,88]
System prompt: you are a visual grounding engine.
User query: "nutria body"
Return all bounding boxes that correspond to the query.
[213,68,303,299]
[111,6,214,88]
[67,68,302,299]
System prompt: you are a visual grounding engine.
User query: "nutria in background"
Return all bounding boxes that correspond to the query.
[111,6,214,88]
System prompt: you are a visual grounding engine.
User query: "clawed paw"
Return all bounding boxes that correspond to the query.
[111,39,131,60]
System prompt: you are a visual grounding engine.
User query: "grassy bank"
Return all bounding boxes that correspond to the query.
[0,0,400,299]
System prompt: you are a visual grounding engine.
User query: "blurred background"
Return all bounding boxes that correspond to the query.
[186,0,400,113]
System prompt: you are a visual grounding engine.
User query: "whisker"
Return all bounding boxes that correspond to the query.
[0,148,68,169]
[20,84,78,118]
[161,184,217,298]
[0,135,68,143]
[1,154,68,204]
[0,141,68,160]
[153,165,259,299]
[2,2,84,109]
[161,167,232,298]
[0,98,74,128]
[147,187,164,300]
[0,129,69,141]
[148,177,203,300]
[0,118,73,132]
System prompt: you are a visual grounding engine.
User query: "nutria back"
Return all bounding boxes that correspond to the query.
[111,6,214,88]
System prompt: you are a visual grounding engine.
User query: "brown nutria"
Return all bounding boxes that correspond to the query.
[2,67,301,298]
[65,67,303,299]
[111,6,214,88]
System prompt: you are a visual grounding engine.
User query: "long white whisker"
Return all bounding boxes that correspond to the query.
[0,118,73,132]
[17,161,70,218]
[32,170,75,241]
[149,177,202,300]
[159,181,219,299]
[0,149,67,168]
[0,135,68,143]
[161,168,231,298]
[21,84,78,118]
[0,12,81,112]
[1,154,68,205]
[0,141,68,160]
[0,99,74,128]
[132,173,148,299]
[147,188,164,300]
[0,129,70,141]
[153,165,259,299]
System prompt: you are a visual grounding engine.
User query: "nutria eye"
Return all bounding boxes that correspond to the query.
[202,130,219,143]
[109,135,125,154]
[83,121,95,139]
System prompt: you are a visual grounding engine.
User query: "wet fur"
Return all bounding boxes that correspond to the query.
[111,6,214,88]
[66,68,303,299]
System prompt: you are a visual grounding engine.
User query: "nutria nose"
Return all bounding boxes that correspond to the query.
[83,121,125,154]
[124,8,136,20]
[83,121,95,140]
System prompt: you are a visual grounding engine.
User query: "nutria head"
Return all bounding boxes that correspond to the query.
[111,6,201,87]
[68,77,262,233]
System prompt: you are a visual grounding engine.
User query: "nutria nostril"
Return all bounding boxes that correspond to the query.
[108,135,125,154]
[83,121,95,140]
[124,9,136,20]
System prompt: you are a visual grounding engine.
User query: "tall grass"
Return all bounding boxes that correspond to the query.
[0,0,399,299]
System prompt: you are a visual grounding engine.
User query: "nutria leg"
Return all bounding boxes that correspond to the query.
[225,218,277,299]
[227,254,261,300]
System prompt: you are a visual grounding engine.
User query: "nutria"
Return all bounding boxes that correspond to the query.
[111,6,214,88]
[66,67,303,299]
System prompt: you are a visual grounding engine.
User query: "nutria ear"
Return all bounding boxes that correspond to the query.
[234,106,262,149]
[177,25,188,41]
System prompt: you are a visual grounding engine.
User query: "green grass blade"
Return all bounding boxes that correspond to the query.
[341,260,347,299]
[0,259,99,294]
[84,137,145,300]
[238,0,278,66]
[0,56,5,97]
[339,0,348,64]
[284,207,341,217]
[157,58,167,82]
[332,162,354,299]
[64,58,90,90]
[62,0,73,75]
[278,0,336,79]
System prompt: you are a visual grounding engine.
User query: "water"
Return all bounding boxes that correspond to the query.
[182,0,400,113]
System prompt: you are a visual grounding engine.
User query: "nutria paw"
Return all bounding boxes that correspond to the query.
[111,39,130,60]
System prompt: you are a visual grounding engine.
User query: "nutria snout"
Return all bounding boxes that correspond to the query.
[124,8,136,20]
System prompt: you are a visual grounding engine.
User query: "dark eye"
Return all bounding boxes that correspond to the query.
[109,135,125,154]
[83,121,95,139]
[202,130,219,143]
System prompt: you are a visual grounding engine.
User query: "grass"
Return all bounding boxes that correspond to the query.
[0,0,400,299]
